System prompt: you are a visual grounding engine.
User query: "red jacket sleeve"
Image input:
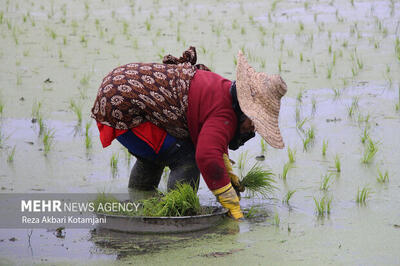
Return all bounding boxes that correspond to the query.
[195,113,237,191]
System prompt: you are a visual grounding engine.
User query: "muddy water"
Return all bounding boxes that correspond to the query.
[1,0,400,264]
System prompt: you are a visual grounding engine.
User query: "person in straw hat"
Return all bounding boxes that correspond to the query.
[91,47,287,219]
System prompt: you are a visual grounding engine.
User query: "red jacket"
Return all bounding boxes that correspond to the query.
[97,70,236,190]
[187,70,236,190]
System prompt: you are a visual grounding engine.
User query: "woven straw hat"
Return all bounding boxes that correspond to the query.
[236,51,287,149]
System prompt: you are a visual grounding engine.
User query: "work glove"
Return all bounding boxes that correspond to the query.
[223,153,245,197]
[212,183,244,220]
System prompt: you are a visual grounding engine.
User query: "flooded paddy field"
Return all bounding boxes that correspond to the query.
[0,0,399,264]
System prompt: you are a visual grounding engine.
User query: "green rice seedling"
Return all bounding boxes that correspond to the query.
[144,19,151,31]
[296,117,308,131]
[311,97,316,114]
[357,113,370,125]
[226,37,232,48]
[334,154,341,172]
[295,105,300,122]
[69,99,82,125]
[313,60,317,74]
[240,163,276,198]
[79,73,90,87]
[296,90,303,104]
[141,183,201,217]
[85,121,92,150]
[240,27,246,35]
[332,88,341,99]
[0,94,4,116]
[50,29,57,40]
[362,138,378,164]
[304,126,315,148]
[80,35,88,47]
[122,147,132,166]
[271,0,279,11]
[351,96,359,109]
[332,52,337,66]
[356,186,371,204]
[287,147,296,163]
[303,136,311,151]
[232,19,239,30]
[298,21,304,31]
[281,161,293,180]
[278,58,282,72]
[320,173,333,191]
[110,152,119,175]
[396,85,400,111]
[260,138,266,154]
[273,213,280,226]
[360,127,369,144]
[356,56,364,70]
[299,52,303,62]
[37,116,45,136]
[282,190,296,204]
[376,169,389,183]
[258,25,266,36]
[7,145,16,163]
[0,127,9,148]
[260,58,266,69]
[314,196,332,216]
[347,104,355,117]
[42,128,55,156]
[321,139,328,157]
[244,206,258,218]
[327,65,333,79]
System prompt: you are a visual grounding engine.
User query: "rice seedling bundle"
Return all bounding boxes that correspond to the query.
[239,163,276,198]
[93,184,203,217]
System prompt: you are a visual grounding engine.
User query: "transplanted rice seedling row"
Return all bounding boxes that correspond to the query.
[314,195,332,216]
[361,137,378,164]
[282,190,296,205]
[302,126,315,151]
[7,145,16,163]
[84,121,92,151]
[110,152,118,176]
[320,173,334,191]
[376,169,389,183]
[356,186,371,204]
[42,127,55,156]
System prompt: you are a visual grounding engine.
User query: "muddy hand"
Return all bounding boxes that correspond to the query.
[223,154,245,197]
[212,183,244,220]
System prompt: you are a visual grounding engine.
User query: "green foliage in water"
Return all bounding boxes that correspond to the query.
[141,183,201,217]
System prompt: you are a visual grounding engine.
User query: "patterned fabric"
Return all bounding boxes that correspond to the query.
[91,62,196,138]
[91,47,209,139]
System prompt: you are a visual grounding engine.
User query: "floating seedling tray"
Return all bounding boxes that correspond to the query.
[95,206,228,234]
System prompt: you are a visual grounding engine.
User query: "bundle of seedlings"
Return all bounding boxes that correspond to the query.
[141,183,202,217]
[93,183,206,217]
[239,162,276,198]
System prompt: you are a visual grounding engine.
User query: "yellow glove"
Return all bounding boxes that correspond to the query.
[212,183,244,220]
[223,153,245,193]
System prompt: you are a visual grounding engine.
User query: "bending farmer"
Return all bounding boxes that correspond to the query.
[91,47,287,219]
